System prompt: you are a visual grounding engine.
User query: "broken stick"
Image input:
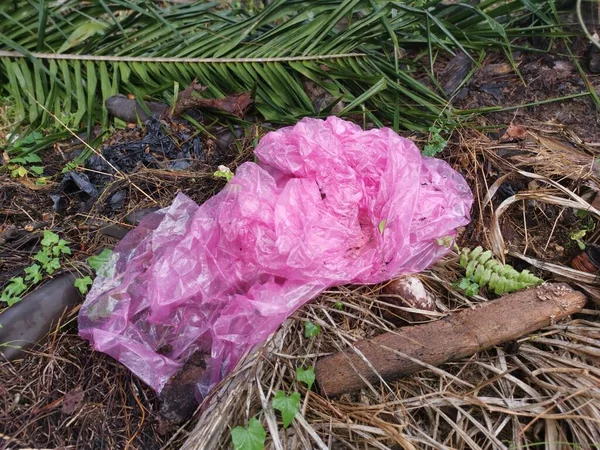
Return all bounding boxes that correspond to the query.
[315,283,586,397]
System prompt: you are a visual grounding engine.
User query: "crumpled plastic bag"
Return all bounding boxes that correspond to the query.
[78,116,473,396]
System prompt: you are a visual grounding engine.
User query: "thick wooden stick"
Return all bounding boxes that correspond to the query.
[315,283,586,397]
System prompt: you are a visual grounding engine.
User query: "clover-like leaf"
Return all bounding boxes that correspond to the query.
[44,257,61,275]
[272,391,300,429]
[24,264,43,284]
[87,249,113,272]
[304,321,321,338]
[1,277,27,305]
[231,418,266,450]
[34,249,52,266]
[53,239,71,256]
[41,231,60,247]
[74,276,93,295]
[296,367,315,391]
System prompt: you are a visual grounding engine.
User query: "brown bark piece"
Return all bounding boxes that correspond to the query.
[172,81,252,118]
[315,284,586,397]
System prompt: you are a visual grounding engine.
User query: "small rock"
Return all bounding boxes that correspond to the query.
[380,276,437,324]
[587,44,600,74]
[500,123,527,141]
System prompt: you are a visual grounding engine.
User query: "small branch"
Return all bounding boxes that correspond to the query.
[315,284,586,397]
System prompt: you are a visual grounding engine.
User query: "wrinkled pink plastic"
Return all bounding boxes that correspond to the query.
[78,117,473,395]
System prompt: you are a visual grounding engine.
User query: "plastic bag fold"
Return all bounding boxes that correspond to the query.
[79,116,473,395]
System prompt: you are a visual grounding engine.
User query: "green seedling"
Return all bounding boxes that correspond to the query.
[214,165,234,181]
[1,231,71,305]
[304,321,321,338]
[296,367,315,390]
[423,125,448,157]
[74,276,93,295]
[570,229,587,250]
[272,391,300,428]
[5,134,46,178]
[231,418,266,450]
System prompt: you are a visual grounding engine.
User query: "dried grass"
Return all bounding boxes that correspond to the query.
[0,315,165,449]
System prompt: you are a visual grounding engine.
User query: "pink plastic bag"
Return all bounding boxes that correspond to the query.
[78,117,473,396]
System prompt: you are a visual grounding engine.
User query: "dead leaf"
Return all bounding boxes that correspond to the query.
[61,388,85,414]
[172,81,252,118]
[500,123,528,141]
[483,63,513,76]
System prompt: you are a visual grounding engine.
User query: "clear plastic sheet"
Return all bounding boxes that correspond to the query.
[78,117,473,395]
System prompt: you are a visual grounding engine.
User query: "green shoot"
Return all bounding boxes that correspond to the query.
[570,229,588,250]
[231,418,266,450]
[214,165,234,182]
[457,246,542,296]
[304,321,321,338]
[296,367,316,391]
[74,276,93,295]
[272,391,300,429]
[1,230,72,305]
[422,125,448,157]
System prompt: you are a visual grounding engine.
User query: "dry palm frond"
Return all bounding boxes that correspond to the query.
[484,124,600,189]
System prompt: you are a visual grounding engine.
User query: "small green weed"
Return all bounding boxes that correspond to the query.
[304,321,321,338]
[272,391,301,428]
[74,248,114,296]
[1,231,71,305]
[422,125,448,157]
[4,132,47,178]
[296,366,315,390]
[231,418,266,450]
[74,276,93,295]
[214,165,234,181]
[230,365,317,448]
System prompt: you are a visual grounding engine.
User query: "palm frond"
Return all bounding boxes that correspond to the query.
[0,0,563,135]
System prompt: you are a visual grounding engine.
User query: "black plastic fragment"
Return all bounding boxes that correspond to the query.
[0,273,81,361]
[105,94,169,123]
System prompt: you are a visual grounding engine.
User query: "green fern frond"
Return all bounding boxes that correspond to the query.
[0,0,561,136]
[459,246,543,295]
